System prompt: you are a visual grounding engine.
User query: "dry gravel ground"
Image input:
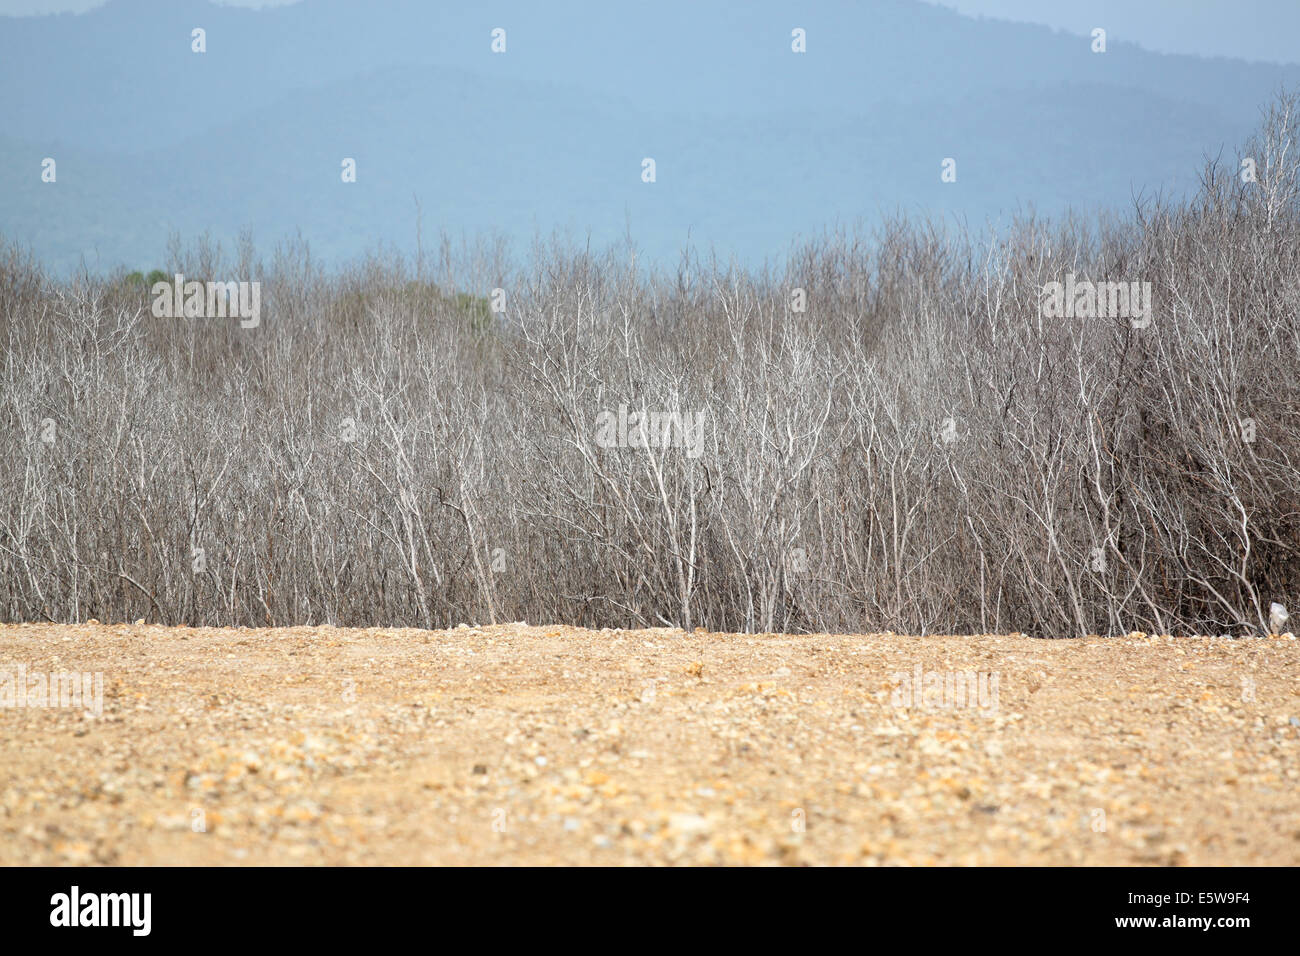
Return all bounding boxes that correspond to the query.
[1,622,1298,866]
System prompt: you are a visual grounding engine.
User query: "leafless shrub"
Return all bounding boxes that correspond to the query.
[2,94,1298,637]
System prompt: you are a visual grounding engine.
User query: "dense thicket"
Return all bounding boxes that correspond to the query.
[3,96,1298,637]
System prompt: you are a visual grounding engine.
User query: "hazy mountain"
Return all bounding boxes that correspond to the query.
[2,0,1296,274]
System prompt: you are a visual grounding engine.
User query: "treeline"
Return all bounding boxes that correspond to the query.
[2,95,1298,637]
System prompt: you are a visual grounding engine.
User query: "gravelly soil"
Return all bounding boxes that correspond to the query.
[1,622,1297,865]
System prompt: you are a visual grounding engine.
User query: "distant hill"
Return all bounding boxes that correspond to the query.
[2,0,1297,274]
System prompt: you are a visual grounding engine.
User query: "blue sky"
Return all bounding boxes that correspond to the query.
[4,0,1295,273]
[925,0,1300,64]
[3,0,1297,66]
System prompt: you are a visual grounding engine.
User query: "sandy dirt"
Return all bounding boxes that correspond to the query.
[1,622,1297,866]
